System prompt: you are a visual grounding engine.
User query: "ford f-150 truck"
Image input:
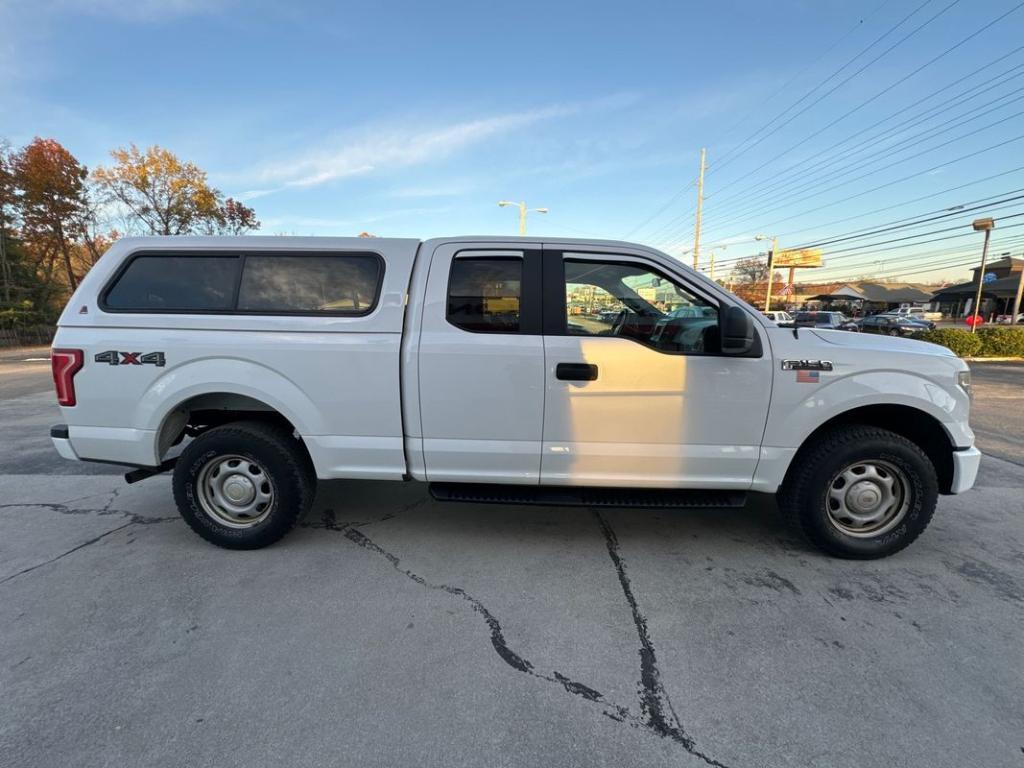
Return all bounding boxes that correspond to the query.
[48,236,981,558]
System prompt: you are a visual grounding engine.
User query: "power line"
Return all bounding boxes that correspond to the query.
[704,56,1024,215]
[707,0,962,176]
[620,176,699,240]
[702,133,1024,241]
[791,192,1024,250]
[707,0,893,154]
[771,166,1024,242]
[656,168,1024,260]
[707,197,1024,272]
[624,0,912,239]
[705,1,1024,198]
[704,100,1024,230]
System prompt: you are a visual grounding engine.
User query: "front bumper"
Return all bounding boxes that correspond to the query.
[949,446,982,494]
[50,424,80,461]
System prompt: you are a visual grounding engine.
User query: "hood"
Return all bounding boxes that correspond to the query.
[810,329,955,357]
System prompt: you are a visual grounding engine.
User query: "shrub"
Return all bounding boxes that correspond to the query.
[911,327,1024,357]
[911,328,983,357]
[976,327,1024,357]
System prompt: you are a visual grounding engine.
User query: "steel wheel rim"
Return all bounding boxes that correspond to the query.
[196,454,274,529]
[825,459,910,538]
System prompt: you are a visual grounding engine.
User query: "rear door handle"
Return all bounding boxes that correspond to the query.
[556,362,598,381]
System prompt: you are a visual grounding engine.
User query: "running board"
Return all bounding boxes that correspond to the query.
[429,483,746,509]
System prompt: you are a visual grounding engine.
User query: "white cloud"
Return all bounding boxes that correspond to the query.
[52,0,233,22]
[240,103,584,197]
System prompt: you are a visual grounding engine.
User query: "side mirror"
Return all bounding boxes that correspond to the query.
[721,305,755,355]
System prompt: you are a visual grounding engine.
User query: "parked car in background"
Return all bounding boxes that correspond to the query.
[856,315,935,336]
[763,310,794,324]
[880,306,943,322]
[996,312,1024,324]
[792,311,859,331]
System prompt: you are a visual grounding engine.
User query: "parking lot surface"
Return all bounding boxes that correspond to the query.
[2,353,1022,768]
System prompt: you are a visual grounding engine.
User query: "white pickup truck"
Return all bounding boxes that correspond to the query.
[49,236,980,558]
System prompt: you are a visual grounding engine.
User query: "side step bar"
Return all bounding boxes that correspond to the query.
[124,459,177,485]
[429,483,746,509]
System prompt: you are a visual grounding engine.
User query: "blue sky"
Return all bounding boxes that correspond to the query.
[2,0,1023,284]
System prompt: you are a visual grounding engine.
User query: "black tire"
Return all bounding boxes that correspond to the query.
[172,421,315,550]
[778,425,938,559]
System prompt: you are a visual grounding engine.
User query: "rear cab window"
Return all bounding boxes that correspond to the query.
[102,251,384,315]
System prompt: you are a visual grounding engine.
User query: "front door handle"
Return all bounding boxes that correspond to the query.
[556,362,598,381]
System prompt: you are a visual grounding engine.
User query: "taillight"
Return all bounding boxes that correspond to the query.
[51,349,84,406]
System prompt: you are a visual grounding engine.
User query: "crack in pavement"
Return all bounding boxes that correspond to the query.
[0,493,179,585]
[0,521,136,585]
[330,510,729,766]
[593,510,728,767]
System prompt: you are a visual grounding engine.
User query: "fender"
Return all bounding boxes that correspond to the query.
[752,368,969,493]
[140,357,322,442]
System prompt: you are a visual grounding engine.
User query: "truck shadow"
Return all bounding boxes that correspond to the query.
[307,479,808,555]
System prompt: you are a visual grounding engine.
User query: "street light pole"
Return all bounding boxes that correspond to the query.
[498,200,548,236]
[970,218,995,333]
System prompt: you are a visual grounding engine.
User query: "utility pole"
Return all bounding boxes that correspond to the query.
[710,252,715,282]
[1011,252,1024,325]
[498,200,548,236]
[756,234,778,312]
[692,148,706,271]
[970,218,995,333]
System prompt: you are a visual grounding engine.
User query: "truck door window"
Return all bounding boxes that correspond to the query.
[562,258,720,354]
[447,257,522,333]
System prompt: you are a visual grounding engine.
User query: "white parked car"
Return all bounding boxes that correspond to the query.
[49,236,980,559]
[881,306,943,322]
[995,312,1024,324]
[762,310,794,324]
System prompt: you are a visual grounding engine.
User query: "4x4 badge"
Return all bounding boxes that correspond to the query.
[94,351,166,367]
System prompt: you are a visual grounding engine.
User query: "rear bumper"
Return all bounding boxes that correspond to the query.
[50,424,80,461]
[949,446,982,494]
[49,423,157,466]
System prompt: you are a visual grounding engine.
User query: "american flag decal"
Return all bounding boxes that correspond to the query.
[796,370,820,383]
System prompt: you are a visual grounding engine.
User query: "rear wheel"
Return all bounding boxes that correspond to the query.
[172,421,314,549]
[778,425,938,559]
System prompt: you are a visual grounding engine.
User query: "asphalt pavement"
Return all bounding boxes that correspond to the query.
[1,351,1022,768]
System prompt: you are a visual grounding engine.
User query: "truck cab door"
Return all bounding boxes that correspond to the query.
[540,247,772,488]
[414,243,544,483]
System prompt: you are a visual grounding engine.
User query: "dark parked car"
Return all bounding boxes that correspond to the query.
[791,311,859,331]
[856,315,935,335]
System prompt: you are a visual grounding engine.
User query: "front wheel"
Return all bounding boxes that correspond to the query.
[778,425,938,559]
[173,421,315,549]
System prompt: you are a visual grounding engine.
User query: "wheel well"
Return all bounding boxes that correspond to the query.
[787,405,955,494]
[157,392,312,468]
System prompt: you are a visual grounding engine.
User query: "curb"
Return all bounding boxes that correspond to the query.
[963,357,1024,362]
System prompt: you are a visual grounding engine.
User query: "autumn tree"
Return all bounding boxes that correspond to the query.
[93,144,258,236]
[12,138,91,291]
[215,197,260,236]
[0,142,15,302]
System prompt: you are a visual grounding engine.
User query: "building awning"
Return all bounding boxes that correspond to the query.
[931,275,1023,300]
